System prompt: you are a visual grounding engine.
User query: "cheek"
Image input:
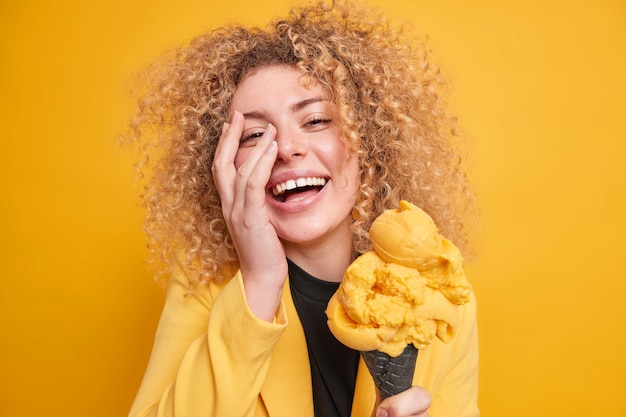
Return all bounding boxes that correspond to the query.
[336,139,359,178]
[332,148,361,194]
[233,148,249,169]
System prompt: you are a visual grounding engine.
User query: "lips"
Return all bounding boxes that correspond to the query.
[271,176,328,202]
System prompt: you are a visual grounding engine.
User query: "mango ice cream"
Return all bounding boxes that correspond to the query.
[326,200,472,398]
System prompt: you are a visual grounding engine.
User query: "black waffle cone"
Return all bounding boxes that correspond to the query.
[361,344,419,399]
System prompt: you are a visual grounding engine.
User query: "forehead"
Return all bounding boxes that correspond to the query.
[232,65,327,107]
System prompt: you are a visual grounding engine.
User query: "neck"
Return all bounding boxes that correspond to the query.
[282,230,354,282]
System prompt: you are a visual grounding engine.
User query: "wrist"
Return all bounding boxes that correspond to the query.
[242,271,286,322]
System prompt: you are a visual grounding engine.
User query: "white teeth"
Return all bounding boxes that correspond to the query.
[272,177,327,196]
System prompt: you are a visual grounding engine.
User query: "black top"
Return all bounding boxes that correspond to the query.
[288,259,360,417]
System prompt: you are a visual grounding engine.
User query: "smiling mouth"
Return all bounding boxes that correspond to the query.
[271,177,328,202]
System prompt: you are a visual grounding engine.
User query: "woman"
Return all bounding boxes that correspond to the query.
[126,1,479,416]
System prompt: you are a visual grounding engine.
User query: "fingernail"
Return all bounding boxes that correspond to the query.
[376,408,388,417]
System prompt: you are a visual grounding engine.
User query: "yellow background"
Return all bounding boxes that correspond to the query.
[1,0,625,416]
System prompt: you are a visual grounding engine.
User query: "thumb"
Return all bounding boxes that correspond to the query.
[376,386,431,417]
[376,408,389,417]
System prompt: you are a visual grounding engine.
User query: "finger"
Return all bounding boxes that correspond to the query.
[212,111,245,205]
[232,123,277,207]
[213,111,243,179]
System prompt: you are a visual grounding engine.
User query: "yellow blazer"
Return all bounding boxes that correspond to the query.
[128,268,479,417]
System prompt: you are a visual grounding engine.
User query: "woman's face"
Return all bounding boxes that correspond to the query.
[230,65,360,249]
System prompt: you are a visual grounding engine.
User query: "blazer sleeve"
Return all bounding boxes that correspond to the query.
[428,290,480,417]
[128,268,288,417]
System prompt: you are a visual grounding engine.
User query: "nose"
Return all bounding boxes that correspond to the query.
[275,127,307,162]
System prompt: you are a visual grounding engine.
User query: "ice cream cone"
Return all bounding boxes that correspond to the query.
[361,344,418,399]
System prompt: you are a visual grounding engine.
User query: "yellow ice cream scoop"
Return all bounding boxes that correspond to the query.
[371,200,471,304]
[370,200,462,271]
[326,251,460,356]
[326,200,471,356]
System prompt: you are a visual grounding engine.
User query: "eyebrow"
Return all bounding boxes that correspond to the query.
[242,97,330,120]
[290,96,330,112]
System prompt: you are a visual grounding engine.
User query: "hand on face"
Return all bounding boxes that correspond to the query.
[212,65,360,318]
[212,110,287,322]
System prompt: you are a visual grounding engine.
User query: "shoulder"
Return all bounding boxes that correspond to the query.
[166,262,235,311]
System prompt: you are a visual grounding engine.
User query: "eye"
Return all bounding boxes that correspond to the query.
[303,116,332,130]
[240,129,265,147]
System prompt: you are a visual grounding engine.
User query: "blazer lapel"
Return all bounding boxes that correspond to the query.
[260,278,314,417]
[351,358,376,417]
[259,278,377,417]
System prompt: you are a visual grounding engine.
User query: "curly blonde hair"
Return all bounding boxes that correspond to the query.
[125,0,478,286]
